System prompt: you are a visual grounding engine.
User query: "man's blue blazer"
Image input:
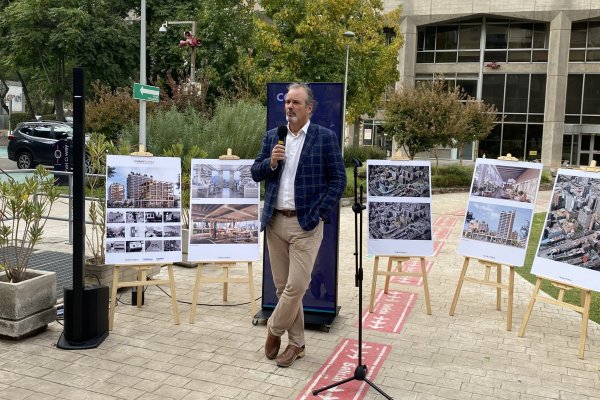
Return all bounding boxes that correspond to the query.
[251,123,346,232]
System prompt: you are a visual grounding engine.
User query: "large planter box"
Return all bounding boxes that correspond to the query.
[85,263,162,287]
[0,269,57,339]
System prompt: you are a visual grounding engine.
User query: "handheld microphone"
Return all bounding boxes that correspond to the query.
[277,125,287,145]
[276,125,287,168]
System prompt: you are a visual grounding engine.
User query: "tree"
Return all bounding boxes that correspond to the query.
[248,0,402,124]
[383,80,462,163]
[0,0,138,120]
[454,97,497,164]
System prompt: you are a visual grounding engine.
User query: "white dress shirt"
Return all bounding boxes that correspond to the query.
[275,120,310,210]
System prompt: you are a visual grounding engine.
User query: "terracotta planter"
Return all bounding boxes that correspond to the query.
[0,269,57,339]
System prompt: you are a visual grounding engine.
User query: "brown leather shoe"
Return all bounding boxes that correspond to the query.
[276,344,305,368]
[265,329,281,360]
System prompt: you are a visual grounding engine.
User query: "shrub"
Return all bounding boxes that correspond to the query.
[122,99,266,160]
[343,145,387,167]
[431,164,473,188]
[200,99,266,159]
[9,112,34,128]
[86,82,143,142]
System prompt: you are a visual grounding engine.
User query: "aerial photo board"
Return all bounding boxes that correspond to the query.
[531,169,600,292]
[187,159,260,261]
[104,155,182,264]
[459,158,542,266]
[367,160,433,256]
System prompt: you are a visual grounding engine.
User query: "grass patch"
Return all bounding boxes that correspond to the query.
[517,212,600,324]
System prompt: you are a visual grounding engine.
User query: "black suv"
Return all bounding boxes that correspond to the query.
[8,121,74,169]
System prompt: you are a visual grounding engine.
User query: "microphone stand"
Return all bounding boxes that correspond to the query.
[312,159,392,399]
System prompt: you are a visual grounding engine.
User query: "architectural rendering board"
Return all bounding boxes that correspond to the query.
[367,160,433,256]
[104,155,182,264]
[532,169,600,292]
[188,159,260,261]
[459,158,542,266]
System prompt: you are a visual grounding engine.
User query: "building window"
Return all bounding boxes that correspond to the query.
[485,21,548,63]
[570,20,600,62]
[417,22,481,64]
[565,74,600,123]
[479,74,546,160]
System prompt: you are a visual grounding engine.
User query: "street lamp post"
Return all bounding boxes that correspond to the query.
[6,94,13,133]
[342,31,355,145]
[159,20,198,83]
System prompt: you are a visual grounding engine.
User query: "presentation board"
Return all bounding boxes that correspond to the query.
[531,169,600,291]
[459,158,542,266]
[187,159,260,262]
[105,155,182,264]
[366,160,434,256]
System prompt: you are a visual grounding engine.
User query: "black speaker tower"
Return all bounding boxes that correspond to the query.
[57,67,109,349]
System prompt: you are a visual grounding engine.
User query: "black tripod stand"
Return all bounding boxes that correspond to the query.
[312,159,393,399]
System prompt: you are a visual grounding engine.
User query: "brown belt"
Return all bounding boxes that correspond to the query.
[275,209,297,217]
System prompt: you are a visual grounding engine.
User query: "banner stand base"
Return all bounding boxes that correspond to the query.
[252,307,340,333]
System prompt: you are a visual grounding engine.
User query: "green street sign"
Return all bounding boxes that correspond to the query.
[133,83,160,102]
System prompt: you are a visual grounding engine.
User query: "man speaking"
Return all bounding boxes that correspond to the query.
[251,83,346,368]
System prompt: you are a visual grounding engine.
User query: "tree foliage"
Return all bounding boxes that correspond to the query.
[384,80,497,162]
[248,0,402,120]
[0,0,138,120]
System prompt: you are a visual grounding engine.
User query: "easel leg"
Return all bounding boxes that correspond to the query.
[223,265,229,302]
[189,264,203,324]
[518,277,542,337]
[109,265,120,331]
[369,256,380,313]
[578,290,592,359]
[449,257,470,316]
[248,262,256,316]
[496,264,502,311]
[507,266,514,331]
[167,265,180,325]
[137,268,144,308]
[383,257,393,294]
[420,257,432,315]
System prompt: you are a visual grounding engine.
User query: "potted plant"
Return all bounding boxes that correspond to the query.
[0,166,60,339]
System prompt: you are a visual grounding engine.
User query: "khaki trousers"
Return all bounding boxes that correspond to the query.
[266,212,323,348]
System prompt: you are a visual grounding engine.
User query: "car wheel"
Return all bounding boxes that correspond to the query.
[16,152,35,169]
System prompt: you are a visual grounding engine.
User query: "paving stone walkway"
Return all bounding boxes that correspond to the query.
[1,191,599,400]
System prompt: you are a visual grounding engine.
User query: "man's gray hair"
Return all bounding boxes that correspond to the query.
[287,83,315,108]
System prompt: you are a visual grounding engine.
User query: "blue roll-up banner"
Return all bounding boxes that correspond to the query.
[262,82,344,317]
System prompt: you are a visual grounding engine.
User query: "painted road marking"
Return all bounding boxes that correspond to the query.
[390,260,434,286]
[296,339,391,400]
[361,290,417,333]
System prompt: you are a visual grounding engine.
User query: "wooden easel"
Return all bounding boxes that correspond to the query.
[517,160,599,359]
[518,278,591,358]
[109,145,181,330]
[109,263,180,330]
[188,149,257,323]
[449,154,522,331]
[369,256,432,315]
[449,257,515,330]
[368,152,433,315]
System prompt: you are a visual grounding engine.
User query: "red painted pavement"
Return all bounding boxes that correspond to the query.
[296,339,391,400]
[361,290,417,333]
[389,260,434,286]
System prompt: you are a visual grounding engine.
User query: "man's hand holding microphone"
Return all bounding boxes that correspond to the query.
[270,125,287,169]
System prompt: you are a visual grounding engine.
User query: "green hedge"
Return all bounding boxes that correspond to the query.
[9,112,35,128]
[343,146,387,167]
[431,164,474,188]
